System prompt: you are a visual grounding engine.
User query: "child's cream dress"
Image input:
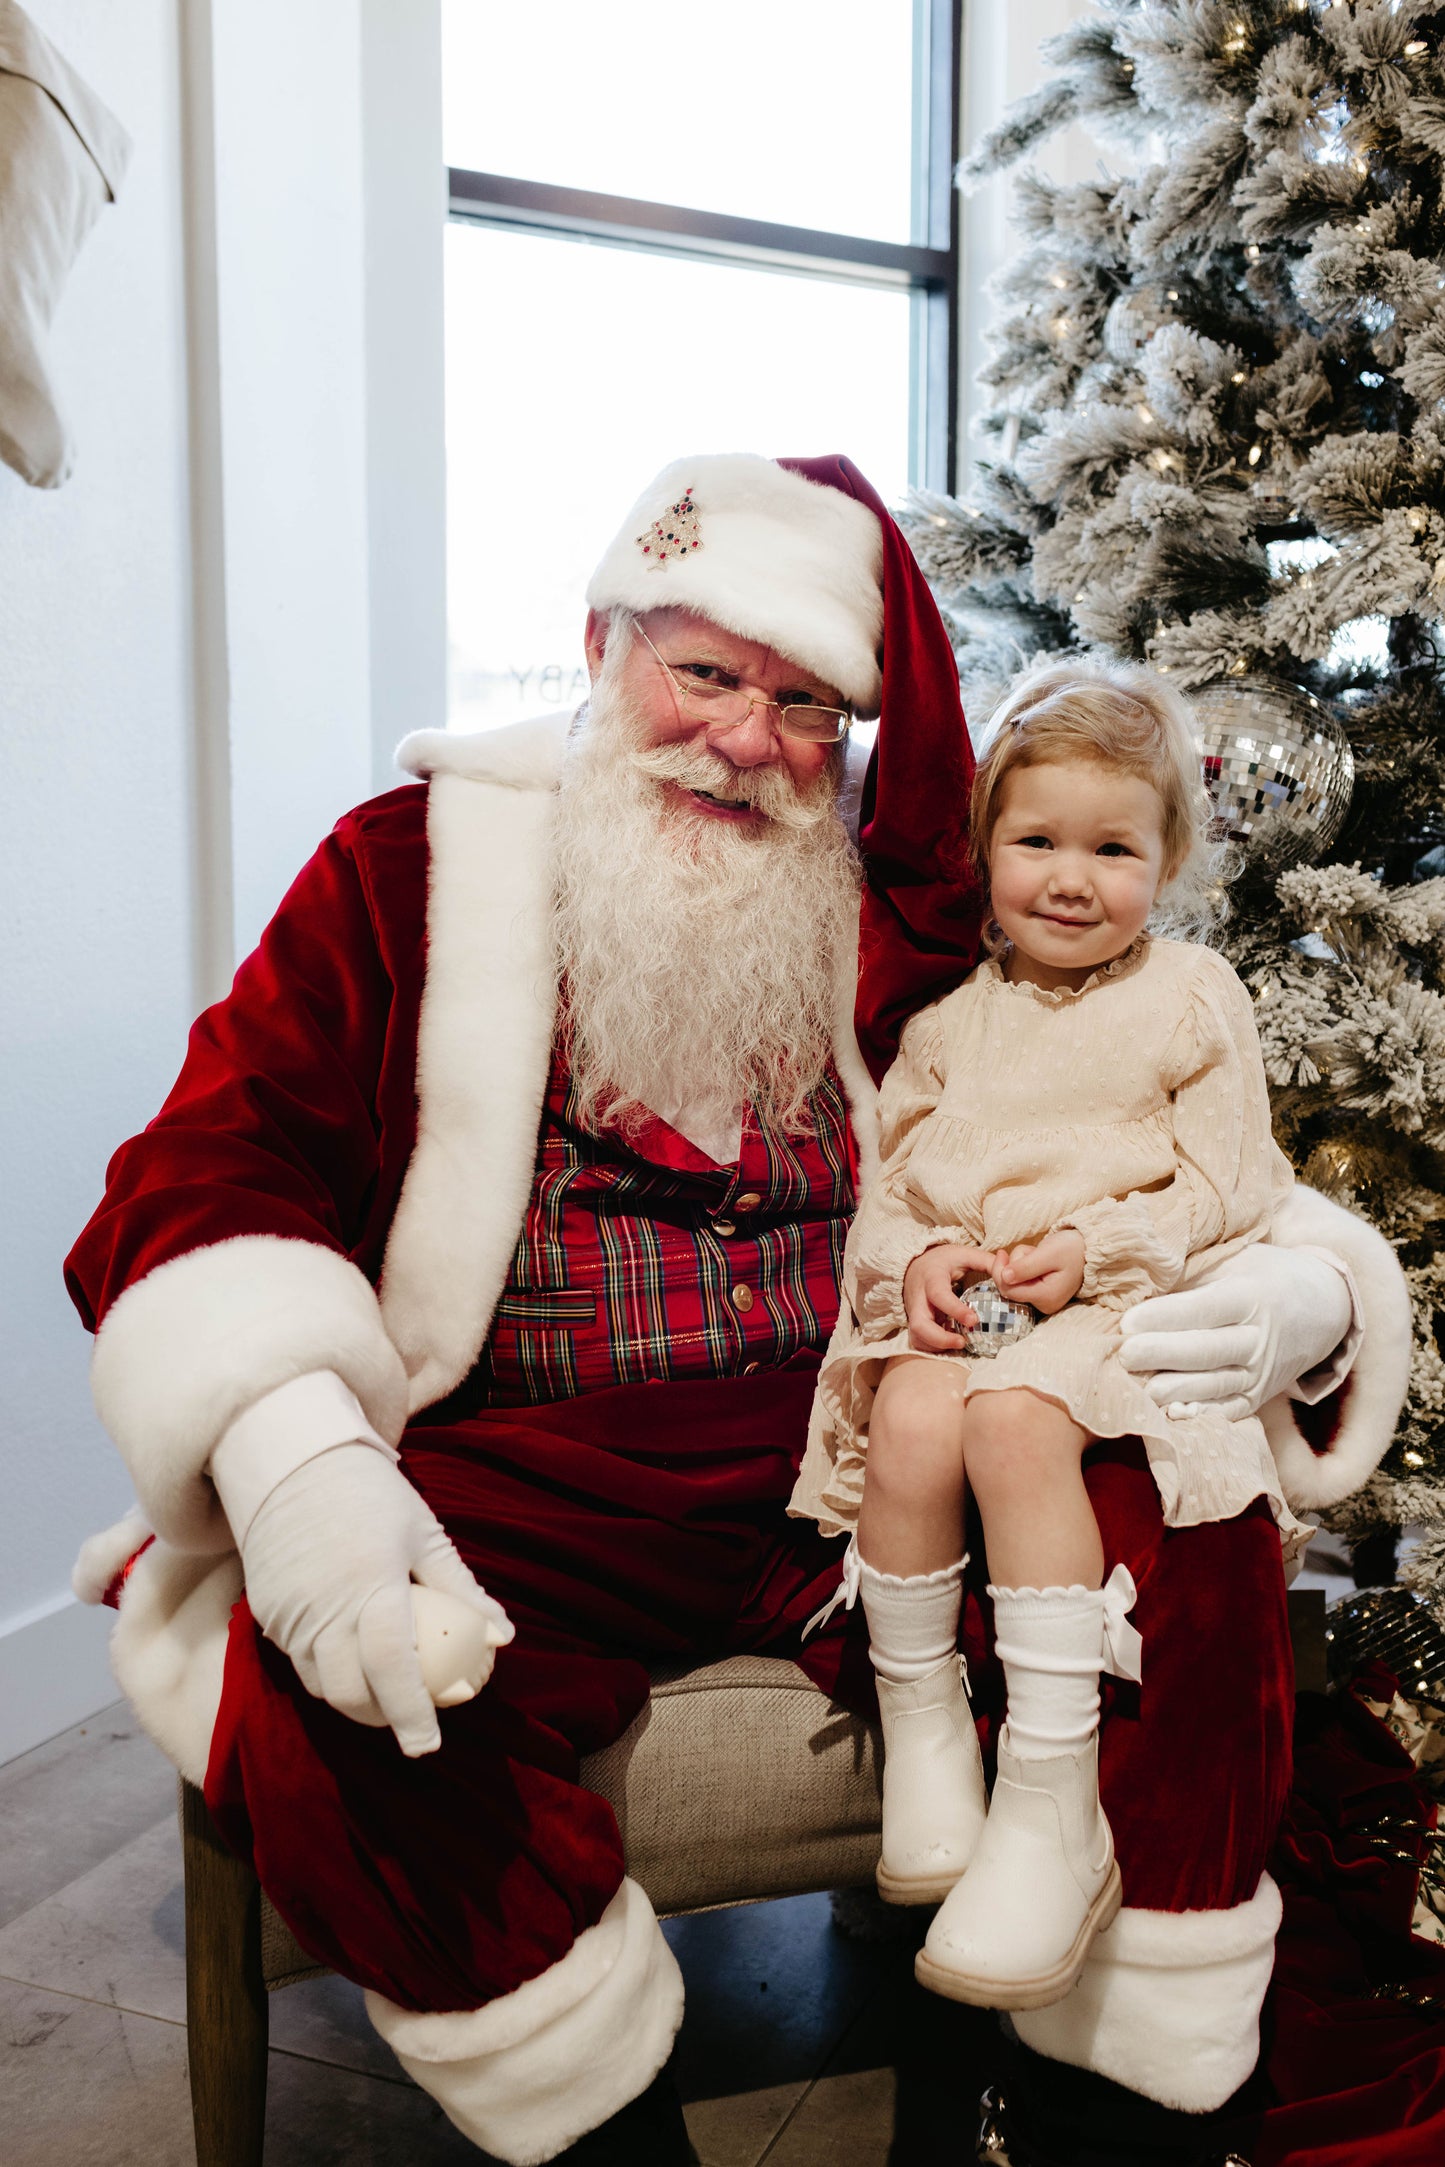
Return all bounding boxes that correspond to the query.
[792,935,1307,1555]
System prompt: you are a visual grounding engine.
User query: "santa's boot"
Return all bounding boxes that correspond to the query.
[917,1565,1141,2009]
[975,2044,1252,2166]
[554,2058,697,2163]
[859,1548,987,1904]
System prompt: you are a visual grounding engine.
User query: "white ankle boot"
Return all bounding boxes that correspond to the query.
[858,1548,986,1904]
[915,1565,1140,2008]
[875,1654,988,1903]
[916,1728,1120,2004]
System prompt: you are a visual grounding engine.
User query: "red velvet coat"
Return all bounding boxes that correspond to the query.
[70,780,432,1324]
[65,717,883,1557]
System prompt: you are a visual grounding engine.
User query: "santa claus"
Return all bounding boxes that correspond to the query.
[67,454,1411,2166]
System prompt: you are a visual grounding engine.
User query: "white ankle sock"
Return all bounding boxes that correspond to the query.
[858,1550,967,1684]
[989,1583,1105,1758]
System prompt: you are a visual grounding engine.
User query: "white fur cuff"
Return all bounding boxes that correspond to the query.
[71,1504,153,1606]
[109,1538,243,1785]
[365,1879,685,2164]
[1266,1188,1413,1512]
[1013,1876,1282,2112]
[90,1236,411,1551]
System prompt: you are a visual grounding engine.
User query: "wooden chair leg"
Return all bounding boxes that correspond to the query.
[181,1778,269,2167]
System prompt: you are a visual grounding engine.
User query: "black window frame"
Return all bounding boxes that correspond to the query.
[445,0,962,493]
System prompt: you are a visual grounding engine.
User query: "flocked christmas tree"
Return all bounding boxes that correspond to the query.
[902,0,1445,1605]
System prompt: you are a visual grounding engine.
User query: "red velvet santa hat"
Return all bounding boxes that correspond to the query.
[588,450,983,1082]
[586,453,886,711]
[778,453,984,1083]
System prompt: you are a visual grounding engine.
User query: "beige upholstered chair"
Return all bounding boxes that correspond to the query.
[180,1653,885,2167]
[179,1593,1327,2167]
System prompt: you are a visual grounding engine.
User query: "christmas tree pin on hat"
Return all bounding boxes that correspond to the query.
[635,486,702,564]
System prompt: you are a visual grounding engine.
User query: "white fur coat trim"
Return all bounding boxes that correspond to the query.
[364,1878,684,2165]
[386,714,878,1414]
[89,1235,411,1550]
[109,1539,244,1787]
[381,730,564,1412]
[1264,1187,1413,1510]
[71,1503,152,1606]
[1013,1875,1282,2113]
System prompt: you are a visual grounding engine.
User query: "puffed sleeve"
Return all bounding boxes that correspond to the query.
[876,998,947,1165]
[1060,948,1286,1306]
[841,998,978,1337]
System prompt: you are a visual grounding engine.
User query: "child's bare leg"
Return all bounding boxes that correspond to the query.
[857,1354,970,1576]
[960,1387,1103,1590]
[854,1355,984,1903]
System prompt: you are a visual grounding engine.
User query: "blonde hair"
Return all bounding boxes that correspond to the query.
[969,656,1226,940]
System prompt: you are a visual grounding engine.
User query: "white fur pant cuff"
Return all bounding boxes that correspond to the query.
[1011,1875,1282,2113]
[364,1878,686,2165]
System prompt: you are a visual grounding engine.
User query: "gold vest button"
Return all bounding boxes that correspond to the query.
[734,1192,762,1212]
[712,1217,736,1237]
[731,1284,755,1312]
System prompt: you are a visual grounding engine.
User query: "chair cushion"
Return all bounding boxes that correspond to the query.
[585,1655,882,1916]
[258,1655,882,1988]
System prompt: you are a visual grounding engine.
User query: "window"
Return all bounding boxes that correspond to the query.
[443,1,960,729]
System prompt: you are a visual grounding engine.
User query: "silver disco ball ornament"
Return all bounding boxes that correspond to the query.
[1193,677,1354,867]
[958,1277,1037,1358]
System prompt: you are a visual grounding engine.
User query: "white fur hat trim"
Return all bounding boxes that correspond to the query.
[586,453,884,711]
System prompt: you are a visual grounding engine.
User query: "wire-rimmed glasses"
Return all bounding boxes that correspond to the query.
[633,624,852,744]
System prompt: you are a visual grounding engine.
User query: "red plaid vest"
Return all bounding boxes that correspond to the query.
[480,1041,856,1406]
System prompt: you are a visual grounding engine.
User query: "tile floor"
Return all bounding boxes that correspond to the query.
[0,1704,999,2166]
[0,1534,1356,2167]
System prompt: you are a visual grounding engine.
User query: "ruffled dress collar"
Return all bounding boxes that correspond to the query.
[978,933,1150,1007]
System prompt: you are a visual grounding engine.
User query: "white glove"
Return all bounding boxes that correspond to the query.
[239,1444,513,1757]
[1117,1244,1355,1423]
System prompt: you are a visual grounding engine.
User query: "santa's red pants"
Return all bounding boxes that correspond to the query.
[204,1356,1294,2013]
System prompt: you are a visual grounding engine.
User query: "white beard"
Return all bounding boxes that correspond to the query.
[552,668,861,1149]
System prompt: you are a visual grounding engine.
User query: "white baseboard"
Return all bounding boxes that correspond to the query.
[0,1593,121,1767]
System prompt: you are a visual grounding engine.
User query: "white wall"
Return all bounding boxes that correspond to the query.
[361,0,448,784]
[210,3,373,955]
[0,0,199,1760]
[0,0,446,1764]
[0,0,1060,1766]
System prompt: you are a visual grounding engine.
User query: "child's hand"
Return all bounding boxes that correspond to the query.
[902,1245,1005,1351]
[995,1230,1086,1315]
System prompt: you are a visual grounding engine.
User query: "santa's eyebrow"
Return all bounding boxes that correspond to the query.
[662,647,737,671]
[666,651,840,701]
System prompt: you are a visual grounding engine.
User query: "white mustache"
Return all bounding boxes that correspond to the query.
[627,738,838,831]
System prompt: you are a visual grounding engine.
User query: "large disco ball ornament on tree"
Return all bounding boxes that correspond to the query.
[1193,677,1354,868]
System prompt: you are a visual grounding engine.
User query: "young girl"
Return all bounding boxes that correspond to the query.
[794,657,1304,2013]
